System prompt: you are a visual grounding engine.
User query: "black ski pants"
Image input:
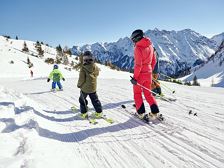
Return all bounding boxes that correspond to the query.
[79,91,102,114]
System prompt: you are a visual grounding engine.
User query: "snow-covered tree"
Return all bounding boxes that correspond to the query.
[22,41,29,52]
[63,46,72,56]
[35,41,44,57]
[56,45,63,64]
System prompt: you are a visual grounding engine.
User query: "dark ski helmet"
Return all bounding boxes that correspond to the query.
[83,50,94,64]
[53,64,58,69]
[131,29,144,43]
[83,50,92,56]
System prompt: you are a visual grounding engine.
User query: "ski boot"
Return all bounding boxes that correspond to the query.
[51,88,56,92]
[149,113,164,121]
[148,113,158,120]
[80,113,88,119]
[136,113,145,119]
[94,112,103,119]
[135,113,148,121]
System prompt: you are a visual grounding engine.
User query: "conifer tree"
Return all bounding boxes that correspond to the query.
[22,41,29,52]
[35,41,44,57]
[193,75,200,86]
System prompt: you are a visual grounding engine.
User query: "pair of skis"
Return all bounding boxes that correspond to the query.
[71,106,114,124]
[121,104,164,124]
[51,88,63,92]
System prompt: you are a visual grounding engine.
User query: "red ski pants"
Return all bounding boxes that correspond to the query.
[133,73,158,114]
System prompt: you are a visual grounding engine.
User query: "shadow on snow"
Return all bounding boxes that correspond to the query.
[0,100,156,143]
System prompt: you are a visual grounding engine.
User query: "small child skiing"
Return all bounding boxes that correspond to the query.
[47,64,65,91]
[151,47,163,96]
[77,51,102,119]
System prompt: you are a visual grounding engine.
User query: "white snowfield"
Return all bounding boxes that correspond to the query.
[0,36,224,168]
[181,44,224,87]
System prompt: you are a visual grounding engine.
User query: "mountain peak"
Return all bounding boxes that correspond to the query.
[72,28,217,76]
[211,32,224,46]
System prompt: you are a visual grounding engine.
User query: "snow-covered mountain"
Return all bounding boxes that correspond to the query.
[0,36,58,78]
[211,32,224,47]
[72,28,217,76]
[1,35,224,168]
[0,36,129,79]
[182,40,224,87]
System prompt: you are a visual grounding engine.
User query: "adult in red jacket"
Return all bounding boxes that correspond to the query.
[130,29,159,118]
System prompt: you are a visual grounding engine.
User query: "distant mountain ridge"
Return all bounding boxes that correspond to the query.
[72,28,219,76]
[182,40,224,87]
[211,32,224,46]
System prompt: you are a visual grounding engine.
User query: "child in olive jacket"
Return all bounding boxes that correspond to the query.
[77,51,102,118]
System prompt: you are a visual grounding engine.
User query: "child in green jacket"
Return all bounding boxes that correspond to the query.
[47,64,65,91]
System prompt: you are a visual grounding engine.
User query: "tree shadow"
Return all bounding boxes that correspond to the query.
[0,102,34,114]
[0,116,154,143]
[102,100,134,111]
[1,99,134,123]
[25,90,52,95]
[0,100,160,143]
[0,102,82,122]
[43,110,76,115]
[31,107,83,122]
[0,102,15,106]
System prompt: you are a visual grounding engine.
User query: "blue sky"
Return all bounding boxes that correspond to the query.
[0,0,223,47]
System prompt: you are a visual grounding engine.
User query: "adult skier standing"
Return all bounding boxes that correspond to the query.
[130,29,160,119]
[47,64,65,91]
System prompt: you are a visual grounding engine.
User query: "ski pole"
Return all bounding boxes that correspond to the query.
[130,76,192,114]
[145,80,191,113]
[130,76,171,102]
[138,83,173,102]
[152,78,175,94]
[159,73,177,81]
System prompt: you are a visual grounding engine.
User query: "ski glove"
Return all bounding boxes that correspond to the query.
[130,76,137,85]
[62,78,65,81]
[47,78,50,82]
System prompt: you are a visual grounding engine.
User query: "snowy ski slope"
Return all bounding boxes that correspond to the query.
[0,36,224,168]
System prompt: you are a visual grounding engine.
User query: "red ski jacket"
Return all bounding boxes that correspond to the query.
[133,37,156,80]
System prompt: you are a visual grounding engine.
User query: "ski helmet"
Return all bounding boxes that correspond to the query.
[83,51,92,56]
[131,29,144,43]
[53,64,58,69]
[83,51,94,64]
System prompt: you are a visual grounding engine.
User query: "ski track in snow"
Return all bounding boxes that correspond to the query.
[0,78,224,168]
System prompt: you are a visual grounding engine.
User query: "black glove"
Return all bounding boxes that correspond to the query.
[47,78,50,82]
[62,78,65,81]
[130,76,137,85]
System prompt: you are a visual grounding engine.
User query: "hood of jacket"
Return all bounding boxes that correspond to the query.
[83,63,96,73]
[136,37,152,48]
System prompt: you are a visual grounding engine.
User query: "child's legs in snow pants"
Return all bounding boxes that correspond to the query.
[56,81,62,89]
[52,81,62,89]
[79,91,102,114]
[89,92,102,113]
